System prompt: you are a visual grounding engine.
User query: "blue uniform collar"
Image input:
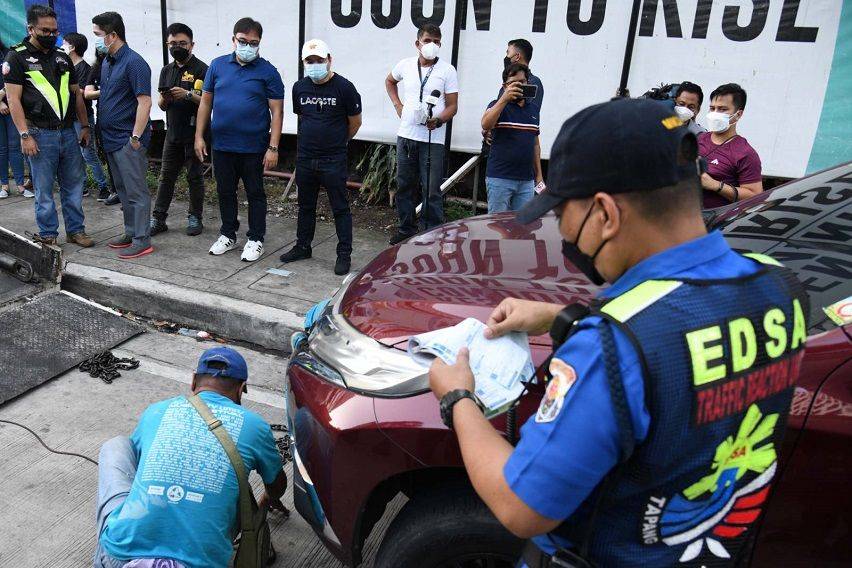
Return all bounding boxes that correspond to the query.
[601,231,731,299]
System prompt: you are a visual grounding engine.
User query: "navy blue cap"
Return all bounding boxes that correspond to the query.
[516,98,699,224]
[196,346,248,381]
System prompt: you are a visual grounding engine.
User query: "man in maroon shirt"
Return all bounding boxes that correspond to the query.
[697,83,762,209]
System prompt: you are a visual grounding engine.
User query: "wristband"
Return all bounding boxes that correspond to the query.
[716,181,725,194]
[732,186,739,202]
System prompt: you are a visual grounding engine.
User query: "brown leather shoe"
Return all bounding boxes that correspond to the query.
[67,232,95,248]
[31,234,57,246]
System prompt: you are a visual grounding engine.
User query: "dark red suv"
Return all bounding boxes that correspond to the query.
[285,162,852,567]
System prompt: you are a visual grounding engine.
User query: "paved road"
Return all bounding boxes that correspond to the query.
[0,331,397,567]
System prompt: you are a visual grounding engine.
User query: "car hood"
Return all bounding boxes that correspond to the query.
[340,212,602,347]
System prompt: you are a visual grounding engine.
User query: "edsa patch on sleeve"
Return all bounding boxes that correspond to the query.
[535,358,577,423]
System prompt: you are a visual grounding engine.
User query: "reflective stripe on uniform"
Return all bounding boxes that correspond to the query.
[600,280,683,323]
[24,70,70,121]
[743,252,783,266]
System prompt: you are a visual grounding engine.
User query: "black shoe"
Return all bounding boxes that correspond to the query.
[389,231,414,245]
[279,245,312,264]
[186,214,203,236]
[104,193,120,206]
[149,217,168,236]
[97,188,111,202]
[334,255,351,276]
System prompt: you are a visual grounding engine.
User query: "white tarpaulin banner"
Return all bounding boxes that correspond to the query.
[5,0,845,178]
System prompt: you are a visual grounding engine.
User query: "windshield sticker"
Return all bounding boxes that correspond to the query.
[823,296,852,326]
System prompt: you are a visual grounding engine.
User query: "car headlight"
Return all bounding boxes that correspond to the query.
[294,311,428,397]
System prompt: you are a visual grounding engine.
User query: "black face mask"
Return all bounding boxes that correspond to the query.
[35,34,56,49]
[561,203,608,286]
[169,46,190,62]
[503,56,512,70]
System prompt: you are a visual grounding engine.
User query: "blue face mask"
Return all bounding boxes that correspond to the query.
[235,43,259,63]
[305,63,329,82]
[94,35,109,55]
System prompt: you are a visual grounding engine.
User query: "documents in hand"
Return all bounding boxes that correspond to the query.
[408,318,534,418]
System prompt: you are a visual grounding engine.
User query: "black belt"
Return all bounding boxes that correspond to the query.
[522,541,594,568]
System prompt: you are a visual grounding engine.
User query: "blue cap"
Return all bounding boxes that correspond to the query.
[196,346,248,381]
[516,98,699,224]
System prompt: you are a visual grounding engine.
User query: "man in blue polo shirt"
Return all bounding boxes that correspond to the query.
[93,11,154,259]
[429,99,806,567]
[195,17,284,263]
[481,63,541,213]
[94,346,287,568]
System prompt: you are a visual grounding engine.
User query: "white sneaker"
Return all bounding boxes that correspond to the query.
[241,240,264,262]
[0,186,8,199]
[209,235,238,255]
[23,189,35,198]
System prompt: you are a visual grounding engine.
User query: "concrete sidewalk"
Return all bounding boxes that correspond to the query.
[0,190,390,348]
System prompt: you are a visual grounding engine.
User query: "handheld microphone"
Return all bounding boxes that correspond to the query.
[425,89,441,118]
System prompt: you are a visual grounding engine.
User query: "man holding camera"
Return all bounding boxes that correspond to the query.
[481,63,541,213]
[151,23,208,237]
[385,23,458,244]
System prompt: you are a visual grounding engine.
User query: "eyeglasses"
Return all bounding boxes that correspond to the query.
[235,38,260,48]
[167,41,191,48]
[33,26,59,36]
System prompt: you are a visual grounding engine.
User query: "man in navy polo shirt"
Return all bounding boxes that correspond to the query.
[92,11,154,259]
[278,39,362,276]
[195,17,284,263]
[481,63,541,213]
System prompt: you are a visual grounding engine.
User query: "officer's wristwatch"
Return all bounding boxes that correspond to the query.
[20,131,30,140]
[130,135,141,143]
[440,389,479,430]
[184,91,193,101]
[267,145,278,153]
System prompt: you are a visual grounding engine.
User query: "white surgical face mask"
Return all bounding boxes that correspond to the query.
[419,42,440,61]
[674,105,694,122]
[706,111,732,133]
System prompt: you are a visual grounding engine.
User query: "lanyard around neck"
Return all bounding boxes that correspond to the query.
[417,58,438,102]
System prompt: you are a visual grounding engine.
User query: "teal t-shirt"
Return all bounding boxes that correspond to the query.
[100,391,283,568]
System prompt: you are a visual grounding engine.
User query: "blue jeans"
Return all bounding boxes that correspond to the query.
[93,436,137,568]
[28,126,86,237]
[0,113,26,185]
[396,136,444,234]
[486,177,535,214]
[76,115,109,190]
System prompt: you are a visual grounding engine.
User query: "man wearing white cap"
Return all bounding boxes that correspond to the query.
[279,39,362,276]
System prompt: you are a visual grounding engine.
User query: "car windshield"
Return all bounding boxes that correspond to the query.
[711,162,852,334]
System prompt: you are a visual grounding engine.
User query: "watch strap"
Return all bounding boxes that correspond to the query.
[440,389,477,430]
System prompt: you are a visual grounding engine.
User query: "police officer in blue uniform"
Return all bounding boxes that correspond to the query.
[429,98,808,567]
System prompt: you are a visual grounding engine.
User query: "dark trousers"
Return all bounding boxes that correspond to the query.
[395,136,444,235]
[295,156,352,256]
[212,150,266,242]
[154,138,205,220]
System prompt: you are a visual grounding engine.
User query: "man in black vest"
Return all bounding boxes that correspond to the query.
[429,98,807,567]
[3,4,93,247]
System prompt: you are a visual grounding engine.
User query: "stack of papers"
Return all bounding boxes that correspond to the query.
[408,318,534,417]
